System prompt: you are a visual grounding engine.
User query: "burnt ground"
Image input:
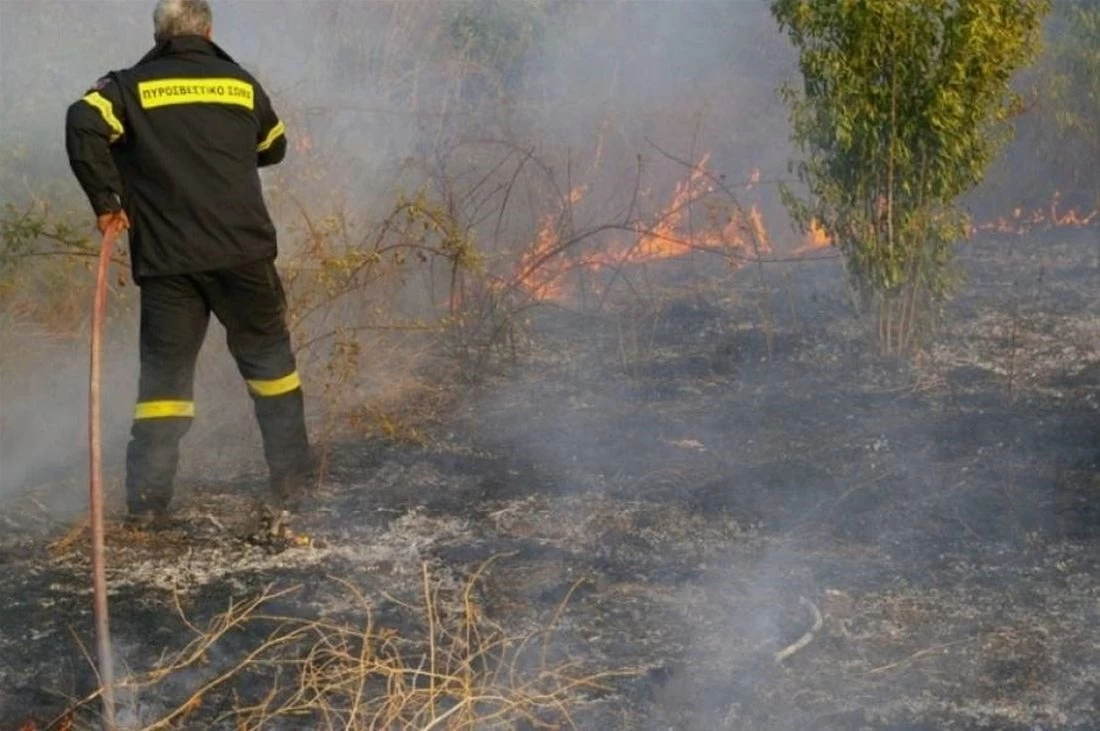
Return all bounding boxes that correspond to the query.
[1,228,1098,730]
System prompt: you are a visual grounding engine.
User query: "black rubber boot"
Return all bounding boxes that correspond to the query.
[123,508,172,532]
[269,449,320,512]
[125,417,192,518]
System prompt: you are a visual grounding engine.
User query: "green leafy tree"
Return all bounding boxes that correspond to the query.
[443,0,555,99]
[771,0,1050,354]
[1039,0,1100,199]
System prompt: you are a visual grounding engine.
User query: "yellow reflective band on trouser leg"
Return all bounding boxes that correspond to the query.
[246,371,301,397]
[133,400,195,420]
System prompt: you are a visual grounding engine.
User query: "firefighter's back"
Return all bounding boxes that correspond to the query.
[105,36,286,280]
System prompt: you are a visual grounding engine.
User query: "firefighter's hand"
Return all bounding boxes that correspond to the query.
[96,210,130,235]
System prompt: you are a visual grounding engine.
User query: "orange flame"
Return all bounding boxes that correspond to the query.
[790,217,832,256]
[515,210,570,301]
[967,191,1099,236]
[514,155,774,301]
[793,190,1096,253]
[512,160,1097,301]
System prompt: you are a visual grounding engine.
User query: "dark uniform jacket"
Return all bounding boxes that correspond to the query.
[65,35,287,282]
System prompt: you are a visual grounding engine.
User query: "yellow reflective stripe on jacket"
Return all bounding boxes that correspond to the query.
[247,371,300,397]
[82,92,124,142]
[137,77,255,110]
[257,120,285,152]
[134,400,195,420]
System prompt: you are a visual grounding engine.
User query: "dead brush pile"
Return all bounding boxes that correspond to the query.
[52,560,634,730]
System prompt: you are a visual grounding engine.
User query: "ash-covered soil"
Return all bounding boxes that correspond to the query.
[1,230,1097,730]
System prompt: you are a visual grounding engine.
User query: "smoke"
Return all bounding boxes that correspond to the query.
[1,2,1094,727]
[0,0,800,500]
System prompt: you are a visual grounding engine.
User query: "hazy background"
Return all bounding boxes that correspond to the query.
[0,0,1088,504]
[0,3,1096,728]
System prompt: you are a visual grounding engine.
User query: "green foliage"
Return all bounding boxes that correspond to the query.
[0,201,135,335]
[1038,1,1100,194]
[771,0,1050,353]
[443,0,555,92]
[0,201,90,269]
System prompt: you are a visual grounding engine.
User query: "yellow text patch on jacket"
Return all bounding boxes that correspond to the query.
[138,78,254,110]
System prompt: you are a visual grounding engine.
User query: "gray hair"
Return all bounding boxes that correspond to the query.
[153,0,212,41]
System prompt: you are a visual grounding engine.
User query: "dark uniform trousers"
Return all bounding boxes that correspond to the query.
[62,35,310,512]
[127,258,310,514]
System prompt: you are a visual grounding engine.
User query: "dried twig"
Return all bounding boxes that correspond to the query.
[774,596,824,664]
[863,635,984,677]
[54,561,637,729]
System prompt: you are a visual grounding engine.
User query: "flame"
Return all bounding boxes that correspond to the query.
[511,158,1096,302]
[621,155,770,259]
[791,217,832,256]
[967,191,1098,236]
[793,191,1096,252]
[511,184,592,301]
[631,155,711,261]
[513,155,774,300]
[514,210,570,301]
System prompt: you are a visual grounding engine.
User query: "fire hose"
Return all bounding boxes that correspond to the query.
[89,222,123,730]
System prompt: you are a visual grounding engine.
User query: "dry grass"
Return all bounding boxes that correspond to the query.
[52,558,636,731]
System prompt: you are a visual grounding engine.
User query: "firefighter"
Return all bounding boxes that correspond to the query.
[64,0,314,529]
